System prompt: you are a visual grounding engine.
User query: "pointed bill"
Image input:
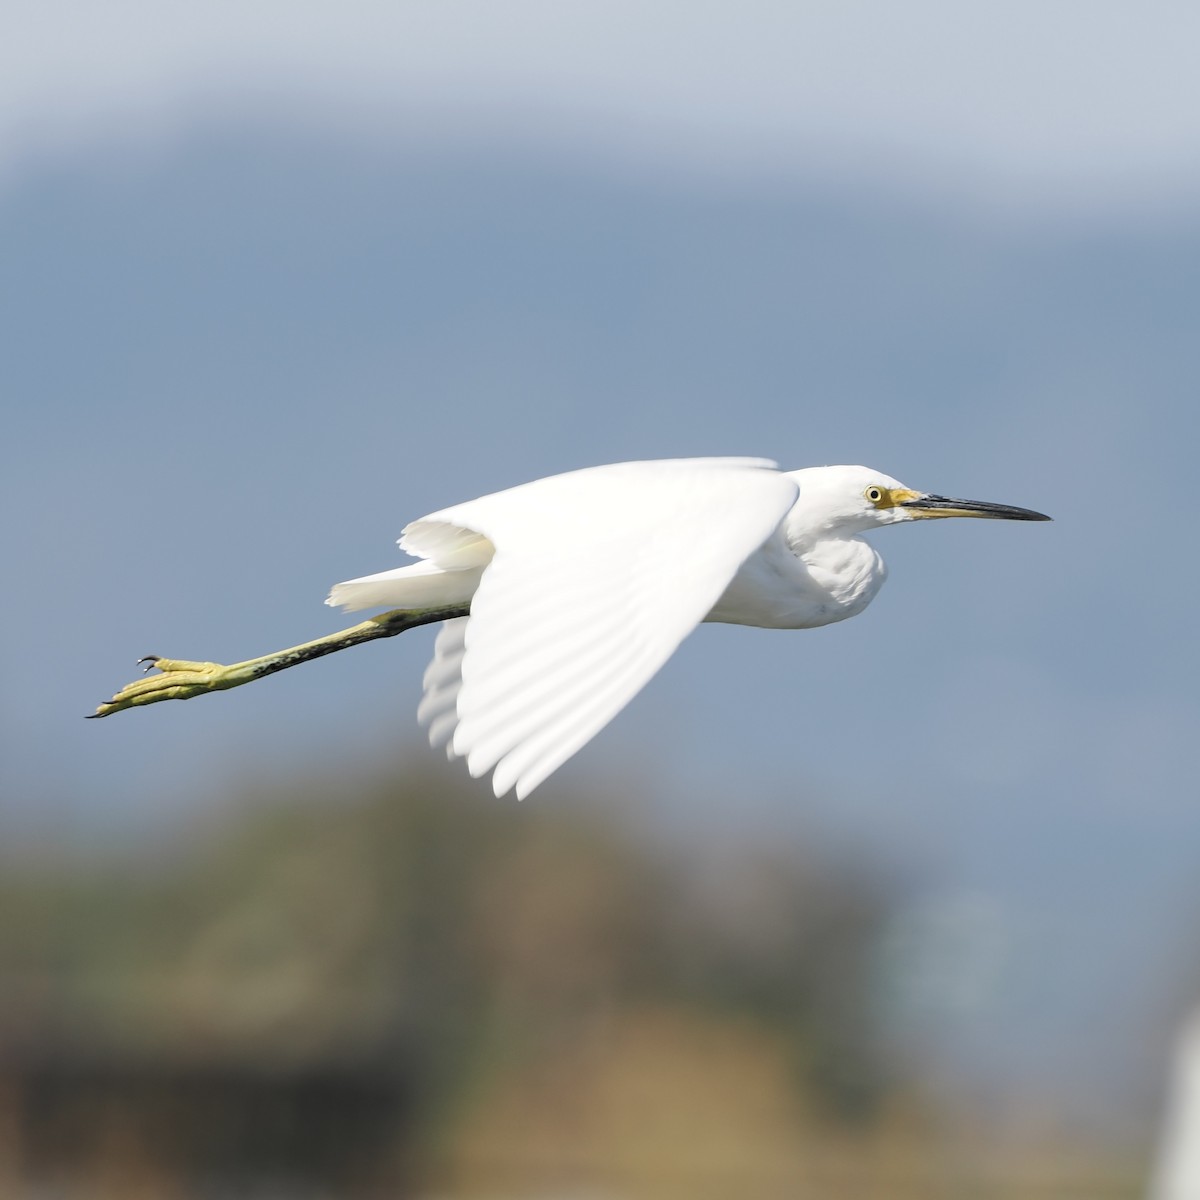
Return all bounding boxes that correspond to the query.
[899,493,1051,521]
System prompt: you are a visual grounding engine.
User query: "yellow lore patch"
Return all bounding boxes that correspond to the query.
[866,485,921,509]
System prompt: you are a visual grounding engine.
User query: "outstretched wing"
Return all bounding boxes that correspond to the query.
[410,457,798,799]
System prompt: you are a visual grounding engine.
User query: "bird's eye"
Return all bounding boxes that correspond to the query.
[865,486,886,505]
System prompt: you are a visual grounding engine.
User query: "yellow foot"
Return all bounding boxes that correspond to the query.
[89,655,237,718]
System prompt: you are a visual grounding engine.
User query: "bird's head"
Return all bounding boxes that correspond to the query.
[790,465,1051,538]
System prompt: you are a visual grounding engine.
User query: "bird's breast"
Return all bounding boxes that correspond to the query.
[706,536,886,630]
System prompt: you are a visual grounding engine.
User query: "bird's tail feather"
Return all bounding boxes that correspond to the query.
[325,560,483,613]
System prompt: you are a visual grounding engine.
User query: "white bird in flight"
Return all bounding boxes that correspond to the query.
[93,458,1049,798]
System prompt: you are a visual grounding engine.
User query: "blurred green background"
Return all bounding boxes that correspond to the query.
[0,765,1145,1196]
[4,2,1200,1194]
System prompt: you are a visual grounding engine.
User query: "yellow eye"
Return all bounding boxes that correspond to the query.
[865,485,886,505]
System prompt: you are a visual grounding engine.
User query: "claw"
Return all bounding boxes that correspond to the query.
[90,655,238,719]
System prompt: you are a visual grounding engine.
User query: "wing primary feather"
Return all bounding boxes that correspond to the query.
[416,618,469,736]
[492,648,665,798]
[458,634,656,778]
[489,657,656,798]
[426,710,460,750]
[455,605,642,716]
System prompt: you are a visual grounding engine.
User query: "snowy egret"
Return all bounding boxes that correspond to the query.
[92,458,1049,797]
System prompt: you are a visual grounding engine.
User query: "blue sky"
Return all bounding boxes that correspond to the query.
[4,2,1200,1125]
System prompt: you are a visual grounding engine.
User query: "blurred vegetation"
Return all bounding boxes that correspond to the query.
[0,764,1143,1197]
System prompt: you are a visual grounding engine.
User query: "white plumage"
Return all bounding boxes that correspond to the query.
[1150,1010,1200,1200]
[326,457,1049,799]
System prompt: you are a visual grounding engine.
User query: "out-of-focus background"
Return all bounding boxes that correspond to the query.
[3,3,1200,1195]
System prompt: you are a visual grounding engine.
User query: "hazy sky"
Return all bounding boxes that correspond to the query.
[4,2,1200,1125]
[5,2,1200,206]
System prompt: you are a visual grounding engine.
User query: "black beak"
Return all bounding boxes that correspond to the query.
[900,495,1052,521]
